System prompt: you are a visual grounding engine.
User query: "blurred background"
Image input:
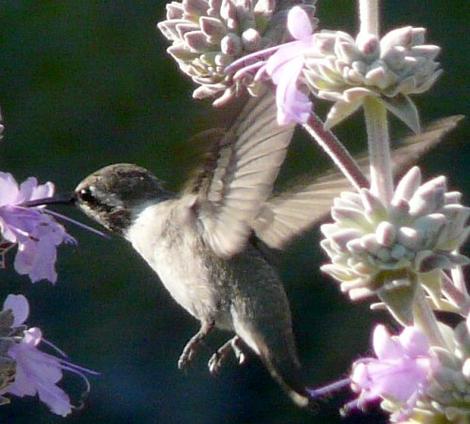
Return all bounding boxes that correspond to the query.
[0,1,468,423]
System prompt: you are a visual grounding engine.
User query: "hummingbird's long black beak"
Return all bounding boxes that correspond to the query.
[20,192,110,239]
[21,192,76,208]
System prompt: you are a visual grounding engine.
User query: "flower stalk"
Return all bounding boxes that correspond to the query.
[303,113,369,192]
[359,0,380,37]
[363,96,394,203]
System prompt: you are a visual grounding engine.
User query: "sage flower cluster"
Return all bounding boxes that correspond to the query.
[350,325,436,422]
[320,166,469,304]
[304,26,442,130]
[158,0,317,106]
[0,172,75,283]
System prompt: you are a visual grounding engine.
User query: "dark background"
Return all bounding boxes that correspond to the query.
[0,1,468,423]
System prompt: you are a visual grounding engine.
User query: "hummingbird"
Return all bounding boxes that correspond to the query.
[73,89,314,407]
[30,89,461,407]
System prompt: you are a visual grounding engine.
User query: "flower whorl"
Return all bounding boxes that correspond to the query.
[158,0,317,106]
[304,26,442,130]
[321,167,469,303]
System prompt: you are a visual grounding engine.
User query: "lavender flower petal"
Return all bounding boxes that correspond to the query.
[351,325,434,412]
[0,296,96,417]
[0,171,73,283]
[2,294,29,327]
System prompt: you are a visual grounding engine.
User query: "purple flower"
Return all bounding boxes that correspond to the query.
[264,6,315,125]
[227,6,317,125]
[0,172,74,283]
[350,325,435,419]
[0,294,96,416]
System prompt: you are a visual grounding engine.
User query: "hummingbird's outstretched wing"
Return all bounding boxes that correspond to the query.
[184,88,295,258]
[253,115,464,250]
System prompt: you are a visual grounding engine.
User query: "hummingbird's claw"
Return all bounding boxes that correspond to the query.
[231,336,246,365]
[177,350,193,370]
[208,340,233,375]
[208,336,246,375]
[178,320,215,371]
[208,353,222,375]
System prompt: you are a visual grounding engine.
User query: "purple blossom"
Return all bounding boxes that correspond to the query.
[0,294,96,416]
[350,325,435,420]
[228,6,316,125]
[0,172,74,283]
[265,6,316,125]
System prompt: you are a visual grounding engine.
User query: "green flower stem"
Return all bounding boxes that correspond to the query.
[303,114,369,192]
[413,286,449,349]
[359,0,379,36]
[363,97,394,204]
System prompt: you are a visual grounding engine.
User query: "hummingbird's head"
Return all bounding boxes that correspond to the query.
[74,163,171,235]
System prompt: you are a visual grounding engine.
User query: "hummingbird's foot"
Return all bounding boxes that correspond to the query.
[178,320,215,370]
[208,338,234,375]
[231,336,246,365]
[208,336,246,375]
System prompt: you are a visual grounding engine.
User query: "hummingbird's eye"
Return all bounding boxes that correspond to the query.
[77,187,96,204]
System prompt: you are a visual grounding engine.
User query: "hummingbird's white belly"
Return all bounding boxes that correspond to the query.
[125,199,232,329]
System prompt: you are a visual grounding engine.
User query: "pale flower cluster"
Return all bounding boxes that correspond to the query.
[158,0,316,106]
[304,26,441,130]
[320,167,469,301]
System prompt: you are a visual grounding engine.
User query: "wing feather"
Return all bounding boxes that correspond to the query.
[253,115,464,249]
[186,88,295,258]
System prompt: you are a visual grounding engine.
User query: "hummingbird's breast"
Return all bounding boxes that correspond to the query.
[125,197,302,381]
[124,197,233,328]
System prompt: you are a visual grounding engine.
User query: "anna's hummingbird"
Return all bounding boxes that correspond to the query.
[39,89,460,407]
[73,90,314,407]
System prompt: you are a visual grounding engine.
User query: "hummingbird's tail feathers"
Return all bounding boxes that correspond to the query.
[238,325,313,408]
[258,344,312,408]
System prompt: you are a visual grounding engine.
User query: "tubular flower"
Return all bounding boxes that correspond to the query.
[158,0,317,106]
[226,5,318,124]
[263,5,315,125]
[303,26,442,130]
[0,294,96,416]
[350,325,437,422]
[0,172,74,283]
[320,167,469,320]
